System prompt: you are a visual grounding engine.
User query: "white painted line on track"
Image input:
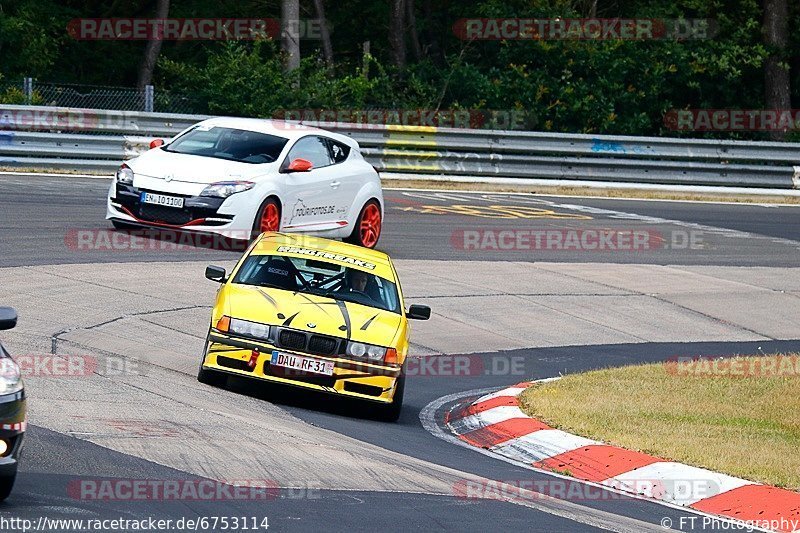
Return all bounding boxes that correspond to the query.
[2,170,799,204]
[395,189,800,248]
[386,186,800,207]
[0,171,109,179]
[383,173,800,198]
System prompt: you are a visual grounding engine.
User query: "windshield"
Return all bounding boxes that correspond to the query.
[232,254,401,314]
[163,126,289,164]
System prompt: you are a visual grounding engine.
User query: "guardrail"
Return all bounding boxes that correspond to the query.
[1,104,798,189]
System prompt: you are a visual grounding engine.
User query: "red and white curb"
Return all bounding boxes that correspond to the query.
[421,381,800,533]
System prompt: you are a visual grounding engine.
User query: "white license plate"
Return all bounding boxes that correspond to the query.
[140,192,184,208]
[271,350,334,376]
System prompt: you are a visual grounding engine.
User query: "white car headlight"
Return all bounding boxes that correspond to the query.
[116,164,134,185]
[0,358,23,395]
[346,341,388,362]
[229,318,273,341]
[200,181,255,198]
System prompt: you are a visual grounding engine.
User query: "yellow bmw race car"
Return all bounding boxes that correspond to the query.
[198,233,431,421]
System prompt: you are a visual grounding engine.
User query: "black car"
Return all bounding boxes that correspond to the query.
[0,308,26,500]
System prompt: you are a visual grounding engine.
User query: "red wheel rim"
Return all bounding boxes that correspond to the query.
[260,204,280,233]
[359,203,381,248]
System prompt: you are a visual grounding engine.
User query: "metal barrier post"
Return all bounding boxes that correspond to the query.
[144,85,154,113]
[23,78,33,104]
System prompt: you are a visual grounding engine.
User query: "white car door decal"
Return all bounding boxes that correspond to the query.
[281,136,342,230]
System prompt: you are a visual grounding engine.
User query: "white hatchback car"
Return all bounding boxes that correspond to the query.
[106,117,385,248]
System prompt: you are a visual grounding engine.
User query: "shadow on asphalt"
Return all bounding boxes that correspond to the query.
[221,374,393,422]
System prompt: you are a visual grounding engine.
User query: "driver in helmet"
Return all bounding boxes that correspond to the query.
[338,269,376,302]
[344,269,369,293]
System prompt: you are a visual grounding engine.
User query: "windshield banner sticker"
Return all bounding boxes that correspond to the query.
[276,246,376,270]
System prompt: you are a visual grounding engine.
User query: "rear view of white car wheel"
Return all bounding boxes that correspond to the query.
[345,199,382,249]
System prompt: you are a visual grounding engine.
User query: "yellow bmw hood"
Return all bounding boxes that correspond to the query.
[225,284,403,345]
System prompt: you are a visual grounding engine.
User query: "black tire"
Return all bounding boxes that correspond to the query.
[111,219,138,230]
[197,366,227,387]
[197,333,227,388]
[251,198,281,241]
[0,473,17,501]
[375,371,405,422]
[345,199,382,248]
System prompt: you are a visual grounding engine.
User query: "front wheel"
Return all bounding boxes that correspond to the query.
[197,333,227,388]
[374,372,405,422]
[197,366,227,388]
[252,198,281,240]
[345,200,382,249]
[0,473,17,501]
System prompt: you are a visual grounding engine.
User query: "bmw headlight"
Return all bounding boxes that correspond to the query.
[229,318,273,342]
[116,164,134,185]
[0,358,23,395]
[200,181,255,198]
[346,341,388,362]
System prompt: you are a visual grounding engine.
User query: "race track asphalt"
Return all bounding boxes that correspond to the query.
[1,174,798,532]
[1,174,799,267]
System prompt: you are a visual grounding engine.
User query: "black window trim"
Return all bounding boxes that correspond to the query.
[323,137,351,165]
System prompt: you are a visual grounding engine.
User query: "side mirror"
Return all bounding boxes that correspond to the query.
[0,308,17,331]
[149,138,165,149]
[407,304,431,321]
[285,158,314,173]
[205,265,227,283]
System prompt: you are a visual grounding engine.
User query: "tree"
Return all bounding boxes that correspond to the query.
[406,0,422,61]
[420,0,443,65]
[388,0,406,71]
[282,0,301,71]
[763,0,791,140]
[137,0,170,89]
[312,0,334,68]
